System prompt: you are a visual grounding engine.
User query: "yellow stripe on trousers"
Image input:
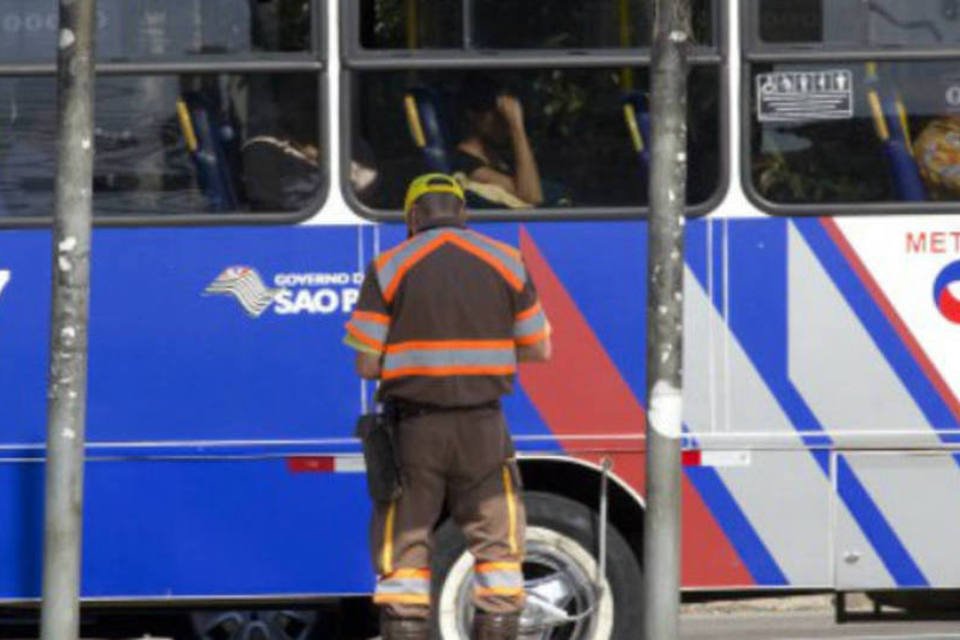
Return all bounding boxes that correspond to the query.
[382,500,397,575]
[502,465,518,555]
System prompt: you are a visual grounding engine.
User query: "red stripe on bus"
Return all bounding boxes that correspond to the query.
[821,218,960,424]
[518,226,754,587]
[286,457,335,473]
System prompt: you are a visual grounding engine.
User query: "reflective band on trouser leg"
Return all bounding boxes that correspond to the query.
[381,500,397,575]
[474,561,524,600]
[513,303,548,346]
[374,568,432,607]
[501,466,518,555]
[382,341,517,379]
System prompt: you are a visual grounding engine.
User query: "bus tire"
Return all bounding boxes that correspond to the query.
[431,491,643,640]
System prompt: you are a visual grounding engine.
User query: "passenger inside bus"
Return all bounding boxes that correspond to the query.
[454,74,547,208]
[753,0,960,205]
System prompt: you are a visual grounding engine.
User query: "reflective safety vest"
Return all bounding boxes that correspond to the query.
[345,224,549,407]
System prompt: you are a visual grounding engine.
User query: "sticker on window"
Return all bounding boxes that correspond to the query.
[757,70,853,123]
[942,75,960,113]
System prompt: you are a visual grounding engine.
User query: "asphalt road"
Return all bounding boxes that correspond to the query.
[682,611,960,639]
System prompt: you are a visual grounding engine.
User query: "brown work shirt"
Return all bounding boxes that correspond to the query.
[345,223,549,407]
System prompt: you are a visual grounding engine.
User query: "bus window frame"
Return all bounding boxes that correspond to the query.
[339,0,730,222]
[742,0,960,216]
[0,2,328,229]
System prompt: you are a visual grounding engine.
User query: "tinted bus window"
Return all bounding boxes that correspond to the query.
[759,0,960,47]
[749,0,960,208]
[750,61,960,205]
[360,0,713,49]
[0,0,311,61]
[0,74,321,217]
[350,67,720,211]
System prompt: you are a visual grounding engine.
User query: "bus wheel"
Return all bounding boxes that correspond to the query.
[432,491,643,640]
[190,609,317,640]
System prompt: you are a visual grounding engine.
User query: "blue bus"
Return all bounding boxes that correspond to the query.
[4,0,960,638]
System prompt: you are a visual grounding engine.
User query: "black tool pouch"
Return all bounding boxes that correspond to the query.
[356,409,403,502]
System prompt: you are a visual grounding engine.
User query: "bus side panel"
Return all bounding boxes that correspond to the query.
[0,458,374,600]
[0,227,366,446]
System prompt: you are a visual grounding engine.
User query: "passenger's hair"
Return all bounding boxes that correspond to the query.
[459,72,503,115]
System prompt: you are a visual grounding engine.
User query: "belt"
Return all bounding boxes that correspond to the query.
[386,398,501,421]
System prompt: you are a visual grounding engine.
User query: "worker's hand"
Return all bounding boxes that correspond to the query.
[497,94,525,129]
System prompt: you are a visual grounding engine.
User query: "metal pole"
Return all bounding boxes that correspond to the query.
[40,1,97,639]
[642,0,690,639]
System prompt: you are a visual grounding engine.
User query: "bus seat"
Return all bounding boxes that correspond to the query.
[403,86,453,173]
[865,64,928,202]
[623,91,652,179]
[176,91,240,212]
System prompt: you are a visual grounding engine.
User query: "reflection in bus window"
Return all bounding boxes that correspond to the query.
[0,0,311,61]
[0,74,321,217]
[759,0,960,47]
[750,62,960,205]
[360,0,713,49]
[351,68,720,211]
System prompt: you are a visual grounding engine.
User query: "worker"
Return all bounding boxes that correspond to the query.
[344,173,552,640]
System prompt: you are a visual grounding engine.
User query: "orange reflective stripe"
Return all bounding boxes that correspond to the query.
[382,233,452,302]
[345,323,385,351]
[476,561,522,574]
[352,310,389,325]
[375,242,406,272]
[502,466,519,555]
[467,230,521,262]
[389,568,431,580]
[515,302,542,322]
[373,593,431,605]
[381,365,516,380]
[515,328,549,347]
[447,234,524,291]
[381,500,397,574]
[386,339,514,354]
[474,586,524,597]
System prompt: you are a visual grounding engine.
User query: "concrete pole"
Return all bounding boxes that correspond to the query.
[642,1,690,639]
[40,1,97,639]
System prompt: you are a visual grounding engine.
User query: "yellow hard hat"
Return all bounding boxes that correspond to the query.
[403,173,465,217]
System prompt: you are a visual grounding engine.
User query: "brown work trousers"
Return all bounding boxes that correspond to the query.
[370,406,526,619]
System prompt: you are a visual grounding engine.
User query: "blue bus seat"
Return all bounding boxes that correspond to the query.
[403,86,453,173]
[865,63,928,202]
[622,91,652,181]
[176,91,241,212]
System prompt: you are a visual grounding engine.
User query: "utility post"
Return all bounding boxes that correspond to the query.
[642,0,690,639]
[40,1,97,639]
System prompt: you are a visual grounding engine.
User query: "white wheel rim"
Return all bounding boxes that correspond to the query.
[437,526,615,640]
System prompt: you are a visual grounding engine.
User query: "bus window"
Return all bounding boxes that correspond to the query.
[0,0,311,62]
[758,0,960,47]
[747,1,960,210]
[360,0,712,49]
[348,0,723,217]
[0,0,324,222]
[0,74,321,217]
[350,68,720,212]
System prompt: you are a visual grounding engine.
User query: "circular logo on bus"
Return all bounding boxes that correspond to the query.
[934,260,960,324]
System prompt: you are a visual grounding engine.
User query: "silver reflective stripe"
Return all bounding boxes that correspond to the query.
[475,569,524,591]
[384,347,517,372]
[376,229,445,296]
[376,576,431,596]
[459,229,527,287]
[349,318,388,343]
[513,310,547,339]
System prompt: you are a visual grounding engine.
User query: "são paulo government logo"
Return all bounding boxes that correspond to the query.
[204,266,362,318]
